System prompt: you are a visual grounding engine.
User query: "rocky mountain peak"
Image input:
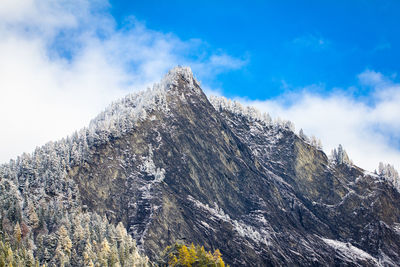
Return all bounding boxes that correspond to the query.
[162,66,195,85]
[1,67,400,266]
[158,65,201,96]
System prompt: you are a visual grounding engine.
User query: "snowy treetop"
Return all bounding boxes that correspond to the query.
[208,95,295,132]
[208,96,329,152]
[330,144,352,165]
[378,162,400,192]
[88,66,200,141]
[298,128,323,150]
[90,67,196,131]
[162,66,198,88]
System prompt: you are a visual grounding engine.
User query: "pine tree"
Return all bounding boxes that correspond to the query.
[109,243,120,267]
[14,222,22,244]
[72,216,84,242]
[83,241,95,266]
[378,162,400,190]
[188,243,197,264]
[317,139,323,150]
[168,254,178,266]
[28,204,40,229]
[299,129,307,141]
[178,245,191,266]
[55,225,72,266]
[337,144,343,164]
[213,249,225,267]
[99,238,111,266]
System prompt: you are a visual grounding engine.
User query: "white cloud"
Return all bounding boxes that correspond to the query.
[358,70,385,87]
[0,0,246,163]
[208,54,248,70]
[292,34,330,50]
[237,71,400,172]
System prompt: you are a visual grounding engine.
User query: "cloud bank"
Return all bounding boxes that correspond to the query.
[0,0,245,163]
[238,70,400,172]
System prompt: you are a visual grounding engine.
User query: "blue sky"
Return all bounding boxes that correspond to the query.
[110,0,400,99]
[0,0,399,172]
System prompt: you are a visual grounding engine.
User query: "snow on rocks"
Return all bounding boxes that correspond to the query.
[139,145,165,183]
[187,195,272,247]
[321,237,381,266]
[208,95,294,132]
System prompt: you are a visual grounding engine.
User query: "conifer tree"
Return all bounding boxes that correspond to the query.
[178,245,191,266]
[14,222,22,244]
[28,202,39,229]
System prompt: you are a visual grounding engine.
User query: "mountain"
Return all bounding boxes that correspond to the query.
[1,66,400,266]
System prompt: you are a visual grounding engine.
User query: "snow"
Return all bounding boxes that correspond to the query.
[187,195,272,246]
[209,95,334,154]
[210,96,275,128]
[139,145,165,182]
[378,163,400,192]
[393,223,400,235]
[161,66,200,94]
[363,170,379,178]
[79,66,198,151]
[131,144,166,246]
[321,237,381,265]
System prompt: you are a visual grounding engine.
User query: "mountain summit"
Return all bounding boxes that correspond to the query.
[1,67,400,266]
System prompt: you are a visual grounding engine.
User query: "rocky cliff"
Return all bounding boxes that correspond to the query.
[1,67,400,266]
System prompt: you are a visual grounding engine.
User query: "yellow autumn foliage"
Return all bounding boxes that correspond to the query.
[159,243,227,267]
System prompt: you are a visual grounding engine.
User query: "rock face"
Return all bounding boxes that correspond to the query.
[68,67,400,266]
[1,67,400,266]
